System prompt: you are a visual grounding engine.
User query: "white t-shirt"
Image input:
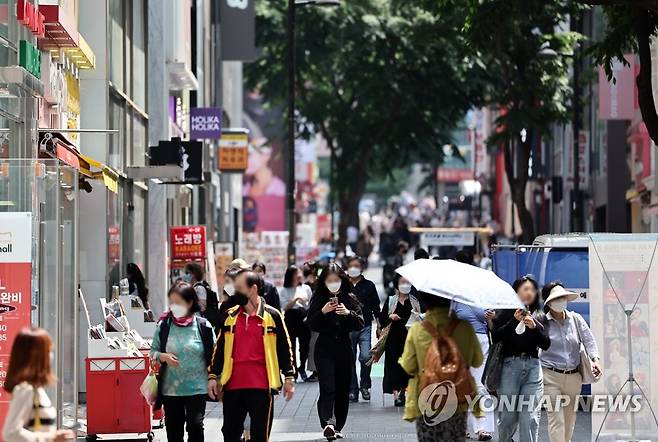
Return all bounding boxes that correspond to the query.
[278,284,312,310]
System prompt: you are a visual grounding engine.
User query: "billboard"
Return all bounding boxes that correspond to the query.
[0,213,33,427]
[170,226,207,261]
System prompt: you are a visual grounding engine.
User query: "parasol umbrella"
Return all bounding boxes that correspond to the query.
[395,259,523,309]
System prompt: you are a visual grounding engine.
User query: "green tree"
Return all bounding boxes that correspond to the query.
[427,0,581,242]
[246,1,481,249]
[578,2,658,144]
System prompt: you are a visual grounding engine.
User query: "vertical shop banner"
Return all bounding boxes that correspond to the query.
[0,213,32,425]
[170,226,207,260]
[190,108,222,140]
[220,0,256,61]
[589,234,658,440]
[598,55,636,121]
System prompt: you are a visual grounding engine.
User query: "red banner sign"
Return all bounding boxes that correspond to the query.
[16,0,45,37]
[170,226,207,260]
[0,213,33,428]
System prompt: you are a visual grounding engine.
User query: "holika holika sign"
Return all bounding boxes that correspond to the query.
[190,107,222,140]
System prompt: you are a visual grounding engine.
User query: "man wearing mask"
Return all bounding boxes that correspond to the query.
[208,270,295,442]
[345,255,381,402]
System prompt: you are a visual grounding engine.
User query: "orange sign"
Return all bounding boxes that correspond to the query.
[218,132,248,171]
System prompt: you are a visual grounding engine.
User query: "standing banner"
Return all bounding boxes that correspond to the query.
[0,213,33,425]
[589,234,658,440]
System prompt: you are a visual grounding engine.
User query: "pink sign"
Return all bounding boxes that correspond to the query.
[598,54,636,120]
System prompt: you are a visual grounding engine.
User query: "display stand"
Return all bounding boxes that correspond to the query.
[85,356,153,441]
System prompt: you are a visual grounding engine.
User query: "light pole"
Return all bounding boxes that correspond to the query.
[287,0,340,265]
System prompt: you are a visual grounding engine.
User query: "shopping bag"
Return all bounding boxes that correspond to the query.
[575,321,601,384]
[366,324,391,366]
[481,340,504,394]
[140,371,158,406]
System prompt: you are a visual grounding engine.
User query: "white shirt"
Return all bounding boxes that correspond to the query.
[3,383,57,442]
[278,284,312,310]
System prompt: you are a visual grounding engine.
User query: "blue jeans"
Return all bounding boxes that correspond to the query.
[350,325,372,393]
[497,356,543,442]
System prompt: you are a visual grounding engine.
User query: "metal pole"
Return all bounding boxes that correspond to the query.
[287,0,297,266]
[329,144,335,245]
[571,15,583,232]
[626,309,637,441]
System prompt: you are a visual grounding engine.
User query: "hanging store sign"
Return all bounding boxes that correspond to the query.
[19,40,41,79]
[598,54,635,121]
[190,108,222,140]
[170,226,207,260]
[0,213,33,426]
[17,0,45,38]
[220,0,256,61]
[218,130,249,172]
[420,231,475,247]
[150,138,203,184]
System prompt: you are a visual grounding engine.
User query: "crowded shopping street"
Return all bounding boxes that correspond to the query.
[3,1,658,441]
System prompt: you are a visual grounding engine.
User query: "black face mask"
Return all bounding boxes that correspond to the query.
[232,291,249,307]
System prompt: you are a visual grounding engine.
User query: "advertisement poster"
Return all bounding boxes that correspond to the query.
[241,232,288,287]
[243,91,286,232]
[170,226,207,261]
[213,242,234,288]
[589,234,658,439]
[0,213,33,425]
[218,130,249,172]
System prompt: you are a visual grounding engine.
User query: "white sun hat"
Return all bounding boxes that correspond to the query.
[544,285,579,304]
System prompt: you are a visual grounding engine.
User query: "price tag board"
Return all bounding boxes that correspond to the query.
[0,213,32,424]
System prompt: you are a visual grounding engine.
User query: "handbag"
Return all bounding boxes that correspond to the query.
[575,318,601,384]
[140,362,159,405]
[481,340,504,394]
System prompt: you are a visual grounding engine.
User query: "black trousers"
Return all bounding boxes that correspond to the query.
[315,336,353,431]
[222,389,273,442]
[285,309,311,371]
[162,394,206,442]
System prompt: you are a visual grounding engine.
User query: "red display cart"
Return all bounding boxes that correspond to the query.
[85,356,153,441]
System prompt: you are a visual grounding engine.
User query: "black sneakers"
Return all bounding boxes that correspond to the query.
[323,425,337,441]
[360,387,371,401]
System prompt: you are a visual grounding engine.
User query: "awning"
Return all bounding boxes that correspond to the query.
[38,131,120,193]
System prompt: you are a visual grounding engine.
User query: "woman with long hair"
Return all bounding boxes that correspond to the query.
[278,265,313,381]
[307,263,365,441]
[127,262,149,310]
[3,327,74,442]
[492,276,551,442]
[151,283,215,442]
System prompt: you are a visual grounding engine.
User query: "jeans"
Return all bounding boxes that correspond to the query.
[350,324,372,393]
[467,334,495,435]
[497,356,543,442]
[162,394,206,442]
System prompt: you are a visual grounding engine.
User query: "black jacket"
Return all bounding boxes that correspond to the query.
[262,280,282,311]
[307,291,365,339]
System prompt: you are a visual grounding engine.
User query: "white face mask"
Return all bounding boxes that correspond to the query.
[224,283,235,297]
[550,298,568,313]
[170,303,189,319]
[326,281,342,294]
[398,283,412,295]
[347,267,362,279]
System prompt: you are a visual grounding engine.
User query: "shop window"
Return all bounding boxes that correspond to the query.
[109,0,124,91]
[131,0,146,109]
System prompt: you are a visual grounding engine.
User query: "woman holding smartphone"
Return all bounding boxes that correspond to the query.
[492,276,550,442]
[307,263,365,441]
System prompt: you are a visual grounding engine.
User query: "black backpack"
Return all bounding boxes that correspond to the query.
[195,281,220,330]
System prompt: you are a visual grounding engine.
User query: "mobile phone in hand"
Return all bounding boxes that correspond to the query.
[330,296,338,304]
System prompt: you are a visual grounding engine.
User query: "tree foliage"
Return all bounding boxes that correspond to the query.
[421,0,581,242]
[246,0,483,248]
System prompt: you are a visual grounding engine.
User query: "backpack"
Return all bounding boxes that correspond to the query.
[420,319,474,404]
[195,281,220,330]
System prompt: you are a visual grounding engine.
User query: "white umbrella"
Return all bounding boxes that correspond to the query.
[395,259,523,309]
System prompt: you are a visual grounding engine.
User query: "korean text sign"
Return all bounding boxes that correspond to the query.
[170,226,207,260]
[0,213,32,426]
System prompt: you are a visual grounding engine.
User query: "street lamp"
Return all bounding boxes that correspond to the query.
[287,0,340,265]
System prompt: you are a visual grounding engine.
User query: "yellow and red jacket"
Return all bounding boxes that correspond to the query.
[208,299,295,391]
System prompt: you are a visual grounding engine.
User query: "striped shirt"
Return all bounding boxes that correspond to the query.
[3,382,57,442]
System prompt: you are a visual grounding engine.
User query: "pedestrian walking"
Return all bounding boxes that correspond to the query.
[151,283,215,442]
[492,276,550,442]
[183,262,212,314]
[399,292,483,441]
[252,261,282,310]
[452,250,494,441]
[279,265,313,381]
[345,255,381,402]
[379,275,420,407]
[307,263,365,441]
[208,270,295,442]
[539,282,601,442]
[3,327,74,442]
[304,260,321,381]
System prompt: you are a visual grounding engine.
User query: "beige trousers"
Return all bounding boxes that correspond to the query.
[542,367,583,442]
